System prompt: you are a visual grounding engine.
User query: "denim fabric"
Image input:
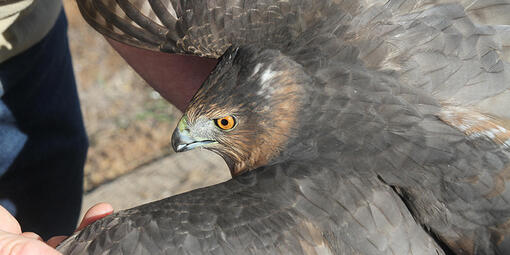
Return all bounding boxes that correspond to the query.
[0,95,27,177]
[0,9,88,239]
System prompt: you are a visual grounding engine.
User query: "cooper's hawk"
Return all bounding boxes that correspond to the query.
[58,0,510,254]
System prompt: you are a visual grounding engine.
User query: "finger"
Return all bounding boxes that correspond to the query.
[21,232,42,241]
[0,206,21,234]
[0,230,62,255]
[46,235,67,248]
[76,202,113,231]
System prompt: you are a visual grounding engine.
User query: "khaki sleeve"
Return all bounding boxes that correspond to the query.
[0,0,62,63]
[0,0,34,50]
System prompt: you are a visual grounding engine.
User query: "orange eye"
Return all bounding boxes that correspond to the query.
[215,116,236,130]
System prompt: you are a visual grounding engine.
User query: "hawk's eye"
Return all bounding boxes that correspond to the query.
[215,116,236,130]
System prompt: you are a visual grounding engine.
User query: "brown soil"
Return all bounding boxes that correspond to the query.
[63,0,181,191]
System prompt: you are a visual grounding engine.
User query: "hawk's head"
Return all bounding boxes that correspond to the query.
[171,47,312,176]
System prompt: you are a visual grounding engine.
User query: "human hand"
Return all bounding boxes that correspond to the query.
[0,203,113,255]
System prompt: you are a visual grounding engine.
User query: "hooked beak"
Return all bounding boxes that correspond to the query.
[171,116,215,152]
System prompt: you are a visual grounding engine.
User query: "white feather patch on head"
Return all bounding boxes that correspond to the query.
[252,63,263,77]
[257,65,283,97]
[438,105,510,148]
[261,66,278,84]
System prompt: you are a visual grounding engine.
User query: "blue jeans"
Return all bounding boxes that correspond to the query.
[0,10,87,239]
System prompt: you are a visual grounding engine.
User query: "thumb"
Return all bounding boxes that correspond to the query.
[0,230,62,255]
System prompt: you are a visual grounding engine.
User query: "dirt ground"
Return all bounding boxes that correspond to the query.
[63,0,182,191]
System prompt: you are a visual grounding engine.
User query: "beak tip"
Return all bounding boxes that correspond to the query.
[171,126,193,152]
[175,144,186,152]
[171,129,181,152]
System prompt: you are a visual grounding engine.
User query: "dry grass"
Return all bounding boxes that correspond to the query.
[63,0,181,191]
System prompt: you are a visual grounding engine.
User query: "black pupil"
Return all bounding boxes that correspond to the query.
[220,119,229,126]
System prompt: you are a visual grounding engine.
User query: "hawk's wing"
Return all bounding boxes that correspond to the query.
[76,0,344,57]
[57,165,442,254]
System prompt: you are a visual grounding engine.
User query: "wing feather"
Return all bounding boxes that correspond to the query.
[77,0,168,51]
